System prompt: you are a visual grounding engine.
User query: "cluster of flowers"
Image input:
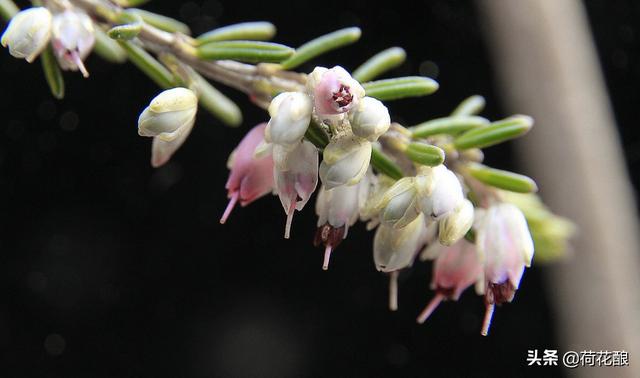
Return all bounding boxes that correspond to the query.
[1,5,95,77]
[136,66,532,335]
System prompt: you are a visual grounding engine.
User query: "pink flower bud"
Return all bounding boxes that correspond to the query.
[51,9,95,78]
[475,203,534,336]
[273,141,319,239]
[220,123,275,224]
[416,240,482,323]
[309,66,365,116]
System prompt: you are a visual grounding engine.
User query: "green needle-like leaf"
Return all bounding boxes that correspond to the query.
[363,76,439,101]
[40,46,64,99]
[371,148,403,180]
[451,95,485,116]
[196,40,294,63]
[405,143,445,166]
[410,116,489,138]
[280,27,361,69]
[189,72,242,127]
[93,27,127,63]
[467,163,538,193]
[119,41,175,88]
[107,11,143,40]
[453,115,533,150]
[0,0,18,21]
[352,47,406,82]
[129,9,190,35]
[196,22,276,44]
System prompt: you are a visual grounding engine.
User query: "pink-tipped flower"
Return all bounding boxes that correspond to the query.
[307,66,365,116]
[416,240,482,323]
[475,203,534,336]
[314,176,369,270]
[51,9,95,78]
[220,123,275,224]
[273,141,319,239]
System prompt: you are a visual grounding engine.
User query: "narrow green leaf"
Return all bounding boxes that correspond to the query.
[451,95,485,116]
[453,115,533,150]
[363,76,439,101]
[371,148,403,180]
[108,11,143,40]
[0,0,19,21]
[93,27,127,63]
[40,46,64,99]
[280,27,361,69]
[405,143,445,166]
[112,0,151,7]
[196,22,276,44]
[410,116,489,138]
[467,163,538,193]
[189,72,242,127]
[119,41,174,88]
[129,9,190,35]
[196,40,294,63]
[352,47,406,82]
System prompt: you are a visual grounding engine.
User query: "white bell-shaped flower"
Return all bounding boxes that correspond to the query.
[417,165,464,219]
[265,92,313,146]
[348,96,390,141]
[138,88,198,142]
[319,134,372,189]
[1,7,52,63]
[373,213,427,273]
[51,9,95,77]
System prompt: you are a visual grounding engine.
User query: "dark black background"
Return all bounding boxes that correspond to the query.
[0,0,638,377]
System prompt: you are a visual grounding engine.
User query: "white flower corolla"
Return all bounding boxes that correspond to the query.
[416,165,464,219]
[438,199,474,246]
[348,96,390,141]
[51,9,95,77]
[319,134,372,189]
[314,176,369,270]
[1,7,52,63]
[376,177,421,229]
[138,88,198,142]
[475,202,534,336]
[265,92,313,146]
[273,141,319,239]
[373,213,427,273]
[151,126,194,168]
[308,66,365,116]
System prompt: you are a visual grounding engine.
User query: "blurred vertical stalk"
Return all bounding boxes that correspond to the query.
[478,1,640,377]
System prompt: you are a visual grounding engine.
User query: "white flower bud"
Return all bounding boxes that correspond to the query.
[417,165,464,219]
[319,135,372,189]
[438,199,474,246]
[138,88,198,142]
[1,7,52,63]
[51,9,95,77]
[265,92,313,146]
[376,177,421,229]
[373,213,426,272]
[348,96,390,141]
[151,128,192,168]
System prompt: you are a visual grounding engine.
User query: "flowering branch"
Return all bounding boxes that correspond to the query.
[1,0,575,336]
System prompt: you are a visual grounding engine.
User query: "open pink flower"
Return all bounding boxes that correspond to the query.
[416,240,482,323]
[308,66,365,116]
[220,123,275,224]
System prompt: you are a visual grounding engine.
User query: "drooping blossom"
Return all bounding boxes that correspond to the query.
[51,9,95,77]
[220,123,275,224]
[416,240,482,323]
[1,7,52,63]
[273,141,319,239]
[475,203,534,335]
[314,174,369,270]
